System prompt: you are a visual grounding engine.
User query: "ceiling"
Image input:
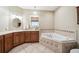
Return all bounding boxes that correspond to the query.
[19,6,59,11]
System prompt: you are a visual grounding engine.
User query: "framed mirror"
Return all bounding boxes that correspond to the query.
[12,18,21,28]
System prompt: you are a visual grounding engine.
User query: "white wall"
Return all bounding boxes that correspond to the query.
[0,7,9,32]
[23,10,54,30]
[8,6,24,30]
[39,11,54,29]
[54,7,77,32]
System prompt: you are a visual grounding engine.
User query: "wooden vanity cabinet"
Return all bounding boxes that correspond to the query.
[19,32,25,44]
[24,31,39,43]
[24,31,31,42]
[0,31,39,53]
[0,35,4,53]
[4,33,13,53]
[13,32,25,47]
[30,31,39,42]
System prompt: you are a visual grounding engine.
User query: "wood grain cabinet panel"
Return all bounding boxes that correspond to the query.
[24,31,31,42]
[24,31,39,43]
[0,31,39,53]
[4,33,13,53]
[19,32,25,44]
[0,35,4,53]
[13,32,20,47]
[13,32,25,47]
[30,31,39,42]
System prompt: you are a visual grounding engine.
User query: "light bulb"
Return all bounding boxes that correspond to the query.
[33,11,37,15]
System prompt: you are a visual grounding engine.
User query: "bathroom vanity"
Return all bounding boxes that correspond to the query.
[0,30,39,53]
[0,35,4,53]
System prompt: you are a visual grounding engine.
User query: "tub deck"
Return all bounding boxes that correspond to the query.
[40,33,77,53]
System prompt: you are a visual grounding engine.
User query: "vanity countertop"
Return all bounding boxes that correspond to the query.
[0,29,39,35]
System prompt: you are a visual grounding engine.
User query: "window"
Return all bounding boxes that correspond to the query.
[31,16,39,28]
[31,20,39,28]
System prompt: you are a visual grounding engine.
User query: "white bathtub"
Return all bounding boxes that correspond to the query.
[40,32,77,52]
[41,33,76,42]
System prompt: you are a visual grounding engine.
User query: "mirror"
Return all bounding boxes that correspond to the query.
[12,18,21,28]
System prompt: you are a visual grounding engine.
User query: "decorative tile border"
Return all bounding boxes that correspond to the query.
[40,29,75,33]
[54,29,75,33]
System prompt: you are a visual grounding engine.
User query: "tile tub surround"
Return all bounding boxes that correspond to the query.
[40,37,77,53]
[53,29,76,40]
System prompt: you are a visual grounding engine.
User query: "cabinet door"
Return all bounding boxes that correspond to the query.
[31,31,39,42]
[13,32,20,47]
[0,35,4,53]
[24,31,31,42]
[4,33,13,53]
[19,32,24,44]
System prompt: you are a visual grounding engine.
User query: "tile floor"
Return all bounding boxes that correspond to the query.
[9,43,54,53]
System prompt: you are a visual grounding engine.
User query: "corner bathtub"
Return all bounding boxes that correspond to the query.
[40,33,77,53]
